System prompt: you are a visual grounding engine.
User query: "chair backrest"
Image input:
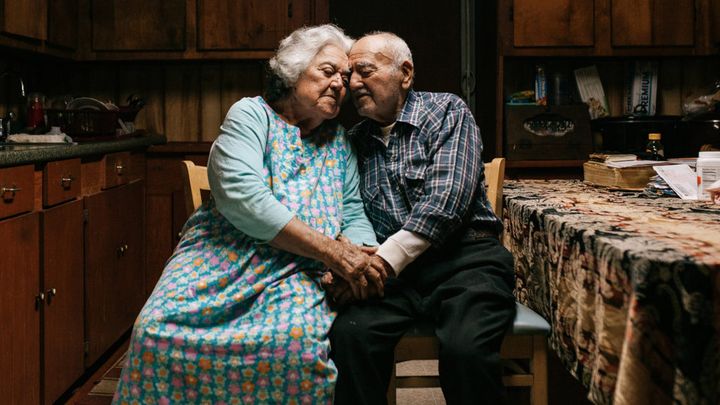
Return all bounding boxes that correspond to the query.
[181,160,210,218]
[484,157,506,217]
[179,158,505,218]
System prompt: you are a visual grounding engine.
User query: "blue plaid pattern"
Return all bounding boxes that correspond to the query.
[349,90,502,246]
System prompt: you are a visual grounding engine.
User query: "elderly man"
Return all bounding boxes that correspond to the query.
[328,32,516,405]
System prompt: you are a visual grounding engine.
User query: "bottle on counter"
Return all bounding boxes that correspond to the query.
[645,132,665,160]
[697,151,720,200]
[27,93,45,130]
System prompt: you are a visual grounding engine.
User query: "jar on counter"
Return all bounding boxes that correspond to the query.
[697,151,720,200]
[645,132,665,160]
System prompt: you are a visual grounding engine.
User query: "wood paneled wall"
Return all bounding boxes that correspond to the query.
[0,57,265,143]
[67,61,265,142]
[2,56,719,143]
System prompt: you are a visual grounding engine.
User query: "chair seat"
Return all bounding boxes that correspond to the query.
[512,302,550,335]
[403,302,550,337]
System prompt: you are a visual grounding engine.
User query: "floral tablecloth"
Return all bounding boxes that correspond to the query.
[502,180,720,405]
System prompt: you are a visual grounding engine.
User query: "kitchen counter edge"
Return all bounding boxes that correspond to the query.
[0,134,167,167]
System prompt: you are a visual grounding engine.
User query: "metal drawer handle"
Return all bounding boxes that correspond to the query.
[1,185,21,200]
[35,292,45,310]
[115,163,124,175]
[117,244,129,256]
[46,288,57,305]
[60,176,74,189]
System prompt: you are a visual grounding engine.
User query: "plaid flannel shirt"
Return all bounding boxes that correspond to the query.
[349,90,502,246]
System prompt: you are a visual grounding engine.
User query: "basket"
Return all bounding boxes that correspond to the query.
[46,107,141,140]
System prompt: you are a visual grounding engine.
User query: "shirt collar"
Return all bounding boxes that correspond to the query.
[396,90,423,128]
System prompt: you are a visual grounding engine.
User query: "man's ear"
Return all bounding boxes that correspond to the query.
[400,60,414,90]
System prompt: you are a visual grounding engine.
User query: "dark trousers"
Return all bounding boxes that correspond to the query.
[330,236,516,405]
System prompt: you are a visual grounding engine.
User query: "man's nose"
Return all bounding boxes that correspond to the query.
[349,72,363,91]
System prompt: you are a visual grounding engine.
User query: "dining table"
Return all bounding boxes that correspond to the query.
[502,179,719,405]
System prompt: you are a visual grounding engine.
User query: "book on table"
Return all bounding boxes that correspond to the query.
[583,160,657,189]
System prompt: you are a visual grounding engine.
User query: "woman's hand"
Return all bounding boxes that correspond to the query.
[322,237,375,299]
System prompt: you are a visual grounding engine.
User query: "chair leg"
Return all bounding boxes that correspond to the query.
[387,361,397,405]
[530,335,548,405]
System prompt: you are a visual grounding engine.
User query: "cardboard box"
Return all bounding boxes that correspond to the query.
[505,104,593,160]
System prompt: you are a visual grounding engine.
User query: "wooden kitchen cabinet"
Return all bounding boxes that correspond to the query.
[47,0,79,49]
[501,0,708,55]
[1,0,47,41]
[0,213,41,405]
[0,141,155,402]
[87,0,327,59]
[710,0,720,51]
[145,150,208,296]
[84,180,145,367]
[512,0,594,48]
[41,199,84,405]
[91,0,186,51]
[197,0,316,50]
[611,0,694,47]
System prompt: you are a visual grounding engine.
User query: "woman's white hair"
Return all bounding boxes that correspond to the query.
[269,24,354,87]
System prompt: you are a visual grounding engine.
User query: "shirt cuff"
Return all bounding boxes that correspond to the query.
[376,230,431,276]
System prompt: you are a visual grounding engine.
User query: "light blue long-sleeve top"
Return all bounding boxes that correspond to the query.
[207,97,378,246]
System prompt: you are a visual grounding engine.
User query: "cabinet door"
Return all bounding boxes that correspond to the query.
[1,0,47,40]
[513,0,594,47]
[117,180,146,320]
[42,200,84,405]
[91,0,186,51]
[0,213,40,405]
[198,0,314,50]
[84,181,145,366]
[47,0,78,49]
[611,0,695,46]
[711,0,720,50]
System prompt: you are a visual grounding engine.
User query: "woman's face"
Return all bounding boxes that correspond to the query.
[292,44,349,121]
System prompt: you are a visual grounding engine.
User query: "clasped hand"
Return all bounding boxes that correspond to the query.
[320,235,392,305]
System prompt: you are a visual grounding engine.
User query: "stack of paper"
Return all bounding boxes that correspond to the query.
[589,153,637,163]
[653,165,698,200]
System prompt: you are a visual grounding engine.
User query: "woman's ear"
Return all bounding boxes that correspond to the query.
[400,60,414,90]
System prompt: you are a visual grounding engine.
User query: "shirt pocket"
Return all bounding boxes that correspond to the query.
[360,183,380,209]
[403,166,426,205]
[360,184,388,229]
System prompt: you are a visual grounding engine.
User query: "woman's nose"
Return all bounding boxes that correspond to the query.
[330,75,344,89]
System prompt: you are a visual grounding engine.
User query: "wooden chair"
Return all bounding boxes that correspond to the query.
[180,158,550,404]
[181,160,210,217]
[387,157,551,405]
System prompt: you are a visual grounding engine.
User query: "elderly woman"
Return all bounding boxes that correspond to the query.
[113,24,382,404]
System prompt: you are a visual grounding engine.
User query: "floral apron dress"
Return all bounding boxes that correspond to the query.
[114,98,347,405]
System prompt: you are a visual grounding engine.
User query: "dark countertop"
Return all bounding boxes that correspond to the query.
[0,134,166,167]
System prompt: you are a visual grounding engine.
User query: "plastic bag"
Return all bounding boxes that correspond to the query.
[683,80,720,116]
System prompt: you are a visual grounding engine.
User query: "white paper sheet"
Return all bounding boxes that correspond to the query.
[606,160,674,168]
[653,164,698,200]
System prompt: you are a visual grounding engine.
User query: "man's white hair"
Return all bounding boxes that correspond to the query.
[365,31,414,67]
[269,24,354,87]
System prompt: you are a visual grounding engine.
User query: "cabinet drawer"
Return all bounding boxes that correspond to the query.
[0,165,35,220]
[103,152,133,189]
[44,159,81,207]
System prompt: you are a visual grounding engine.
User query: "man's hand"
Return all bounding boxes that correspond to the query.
[321,272,355,306]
